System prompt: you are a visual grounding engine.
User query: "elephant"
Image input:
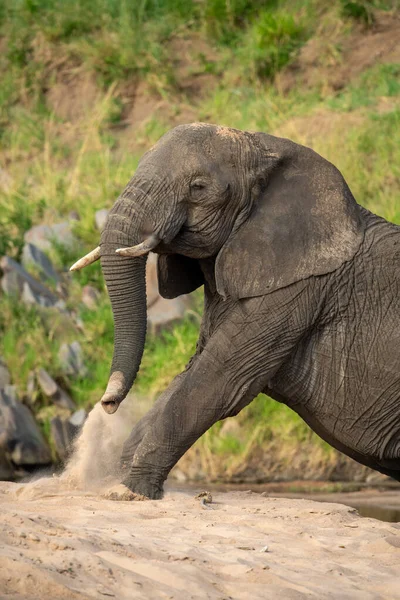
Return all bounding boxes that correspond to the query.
[71,122,400,500]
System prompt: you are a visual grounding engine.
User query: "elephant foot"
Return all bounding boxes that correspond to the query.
[103,484,148,502]
[122,474,165,500]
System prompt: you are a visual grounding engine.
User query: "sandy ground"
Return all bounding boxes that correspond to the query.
[1,405,400,600]
[1,482,400,600]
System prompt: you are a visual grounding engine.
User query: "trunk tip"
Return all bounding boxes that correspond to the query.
[101,398,120,414]
[101,371,127,414]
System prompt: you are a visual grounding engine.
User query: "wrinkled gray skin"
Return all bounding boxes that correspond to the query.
[99,123,400,499]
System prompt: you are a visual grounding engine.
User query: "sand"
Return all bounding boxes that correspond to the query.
[0,404,399,599]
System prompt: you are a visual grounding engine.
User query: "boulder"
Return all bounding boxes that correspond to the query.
[0,387,52,466]
[95,209,109,232]
[147,295,192,335]
[0,358,11,389]
[21,281,65,310]
[0,451,14,480]
[22,243,60,282]
[58,342,87,378]
[0,256,60,307]
[145,254,193,330]
[50,409,87,461]
[24,221,76,252]
[37,368,76,411]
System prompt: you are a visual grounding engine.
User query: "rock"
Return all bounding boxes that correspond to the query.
[1,271,21,296]
[69,408,87,428]
[81,285,100,310]
[26,371,38,404]
[50,409,87,461]
[0,387,52,466]
[22,281,65,310]
[58,342,87,377]
[22,243,60,282]
[0,450,14,480]
[147,295,192,335]
[0,256,60,306]
[145,254,193,328]
[0,358,11,389]
[37,368,58,397]
[37,368,76,411]
[24,221,76,252]
[55,388,76,411]
[95,209,109,232]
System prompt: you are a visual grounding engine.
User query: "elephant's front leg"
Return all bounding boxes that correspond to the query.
[118,292,311,499]
[119,372,187,471]
[121,347,265,499]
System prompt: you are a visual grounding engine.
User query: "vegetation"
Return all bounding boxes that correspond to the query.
[0,0,399,479]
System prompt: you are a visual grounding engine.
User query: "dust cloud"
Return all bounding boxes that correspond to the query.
[61,401,135,491]
[14,399,138,501]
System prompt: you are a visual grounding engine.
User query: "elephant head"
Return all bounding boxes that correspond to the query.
[71,123,364,414]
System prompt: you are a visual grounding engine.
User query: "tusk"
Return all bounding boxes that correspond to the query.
[116,234,159,257]
[69,246,101,271]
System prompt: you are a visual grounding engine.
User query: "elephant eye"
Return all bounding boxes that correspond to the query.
[190,179,206,191]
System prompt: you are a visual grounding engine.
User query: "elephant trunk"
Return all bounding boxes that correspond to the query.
[99,198,149,414]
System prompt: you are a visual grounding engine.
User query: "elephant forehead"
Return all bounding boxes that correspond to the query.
[140,124,246,172]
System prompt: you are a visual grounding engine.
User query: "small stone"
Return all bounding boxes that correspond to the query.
[37,368,75,411]
[81,285,100,310]
[259,545,269,553]
[0,358,11,389]
[58,342,87,377]
[22,243,60,282]
[95,209,109,232]
[1,271,21,297]
[37,369,58,397]
[69,408,87,428]
[26,371,37,399]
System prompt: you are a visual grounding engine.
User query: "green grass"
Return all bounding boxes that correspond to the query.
[0,0,399,478]
[329,64,400,112]
[238,9,308,80]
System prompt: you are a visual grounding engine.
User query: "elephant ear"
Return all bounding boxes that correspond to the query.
[157,254,204,299]
[215,134,365,300]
